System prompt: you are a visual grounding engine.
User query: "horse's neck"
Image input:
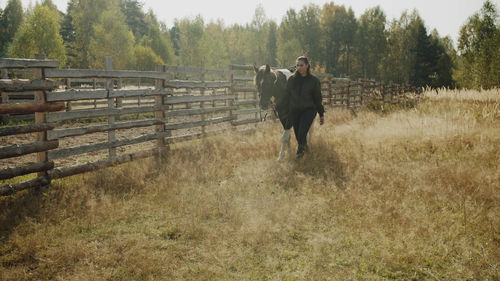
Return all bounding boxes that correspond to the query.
[280,69,292,80]
[273,70,290,101]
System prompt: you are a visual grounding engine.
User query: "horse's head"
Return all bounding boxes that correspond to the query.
[254,64,277,110]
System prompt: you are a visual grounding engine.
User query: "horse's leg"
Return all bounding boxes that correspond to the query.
[278,129,291,161]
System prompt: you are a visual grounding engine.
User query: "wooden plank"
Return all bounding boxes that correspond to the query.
[46,104,170,122]
[233,87,256,93]
[164,116,233,130]
[48,149,159,179]
[0,79,57,92]
[235,108,260,115]
[164,94,235,104]
[235,99,258,106]
[204,69,232,75]
[164,128,227,144]
[0,123,55,136]
[0,161,54,180]
[7,113,34,121]
[47,89,108,102]
[47,119,164,140]
[164,65,203,74]
[232,118,260,126]
[164,80,231,89]
[45,68,168,79]
[233,76,254,81]
[0,176,50,197]
[0,140,59,159]
[164,105,234,118]
[48,132,169,160]
[0,58,59,69]
[229,64,253,71]
[0,102,65,114]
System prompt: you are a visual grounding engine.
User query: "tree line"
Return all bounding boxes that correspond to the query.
[0,0,498,89]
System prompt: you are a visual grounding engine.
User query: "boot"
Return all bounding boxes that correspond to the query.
[296,144,306,158]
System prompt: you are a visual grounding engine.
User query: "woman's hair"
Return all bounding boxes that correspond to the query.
[292,56,311,77]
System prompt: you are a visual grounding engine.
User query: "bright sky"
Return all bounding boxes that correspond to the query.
[8,0,500,45]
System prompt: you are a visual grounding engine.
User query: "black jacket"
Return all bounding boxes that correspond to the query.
[283,73,325,117]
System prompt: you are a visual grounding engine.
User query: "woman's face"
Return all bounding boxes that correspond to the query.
[296,60,308,76]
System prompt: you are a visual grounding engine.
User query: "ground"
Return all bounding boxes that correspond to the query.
[0,89,499,280]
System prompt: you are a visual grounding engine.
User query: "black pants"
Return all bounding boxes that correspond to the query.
[291,108,317,147]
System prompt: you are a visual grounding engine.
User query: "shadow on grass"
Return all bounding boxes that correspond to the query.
[287,140,347,190]
[0,159,155,242]
[0,187,47,241]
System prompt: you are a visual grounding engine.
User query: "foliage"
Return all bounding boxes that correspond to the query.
[0,0,24,57]
[70,0,108,68]
[173,15,205,67]
[130,44,164,71]
[456,0,500,89]
[355,6,387,80]
[1,0,497,88]
[8,5,66,65]
[89,6,135,70]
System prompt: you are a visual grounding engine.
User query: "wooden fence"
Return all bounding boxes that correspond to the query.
[0,57,420,196]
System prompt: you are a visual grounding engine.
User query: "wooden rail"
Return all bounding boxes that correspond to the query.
[0,57,421,196]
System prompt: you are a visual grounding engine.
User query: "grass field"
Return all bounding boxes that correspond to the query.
[1,89,499,280]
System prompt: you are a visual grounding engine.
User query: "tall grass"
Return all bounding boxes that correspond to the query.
[1,89,499,280]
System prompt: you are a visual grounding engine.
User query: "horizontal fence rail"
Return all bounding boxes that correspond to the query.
[0,57,421,196]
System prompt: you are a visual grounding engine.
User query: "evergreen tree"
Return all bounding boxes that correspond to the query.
[119,0,147,41]
[410,19,436,87]
[319,3,357,76]
[0,0,24,57]
[297,4,321,65]
[60,0,76,67]
[429,31,454,88]
[9,5,66,65]
[139,10,174,64]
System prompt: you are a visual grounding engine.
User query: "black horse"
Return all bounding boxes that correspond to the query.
[253,64,295,160]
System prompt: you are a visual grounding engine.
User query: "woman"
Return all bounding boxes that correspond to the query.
[282,56,325,158]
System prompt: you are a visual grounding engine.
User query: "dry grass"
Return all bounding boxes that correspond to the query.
[1,89,499,280]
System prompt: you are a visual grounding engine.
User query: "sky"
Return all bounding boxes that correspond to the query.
[7,0,500,45]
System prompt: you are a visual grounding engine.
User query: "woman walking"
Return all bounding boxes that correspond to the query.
[282,56,325,158]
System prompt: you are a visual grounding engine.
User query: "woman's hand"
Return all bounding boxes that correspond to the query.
[320,116,324,125]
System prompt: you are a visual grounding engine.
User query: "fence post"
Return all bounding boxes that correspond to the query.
[358,78,364,107]
[34,54,50,180]
[327,78,332,106]
[228,65,236,130]
[155,64,169,156]
[200,60,206,135]
[345,80,350,109]
[105,57,116,159]
[116,78,123,110]
[1,68,8,123]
